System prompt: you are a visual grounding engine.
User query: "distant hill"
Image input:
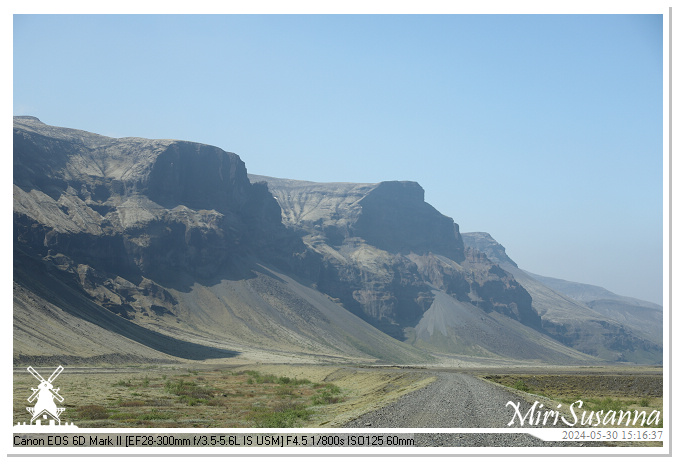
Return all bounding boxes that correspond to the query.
[462,232,662,364]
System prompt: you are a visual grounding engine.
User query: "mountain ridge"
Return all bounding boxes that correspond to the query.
[13,117,660,365]
[461,232,662,363]
[13,116,432,364]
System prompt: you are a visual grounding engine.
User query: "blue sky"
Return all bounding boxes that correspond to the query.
[12,13,665,304]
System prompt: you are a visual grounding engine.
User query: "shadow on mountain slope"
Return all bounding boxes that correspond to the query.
[13,251,240,361]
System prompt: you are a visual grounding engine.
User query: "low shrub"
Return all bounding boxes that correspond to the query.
[311,384,343,405]
[251,404,312,427]
[165,378,214,405]
[77,404,110,420]
[584,397,628,412]
[512,380,531,392]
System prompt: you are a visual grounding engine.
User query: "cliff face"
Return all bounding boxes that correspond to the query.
[16,117,647,365]
[251,175,541,340]
[462,231,518,268]
[462,232,662,364]
[14,117,292,285]
[353,181,465,262]
[14,117,438,364]
[410,249,540,328]
[14,116,301,337]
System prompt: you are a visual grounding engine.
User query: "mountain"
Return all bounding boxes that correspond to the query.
[13,116,430,365]
[524,272,663,346]
[462,232,662,364]
[249,175,594,364]
[14,117,656,366]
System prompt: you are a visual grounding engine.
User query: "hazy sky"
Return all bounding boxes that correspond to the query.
[12,13,665,304]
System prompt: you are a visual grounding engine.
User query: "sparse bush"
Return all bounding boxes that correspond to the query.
[165,379,196,395]
[77,404,110,420]
[180,396,206,406]
[585,397,627,412]
[243,370,311,385]
[314,383,341,394]
[512,380,531,392]
[312,391,342,405]
[311,384,343,405]
[165,378,214,405]
[251,403,312,427]
[275,385,296,397]
[283,377,311,386]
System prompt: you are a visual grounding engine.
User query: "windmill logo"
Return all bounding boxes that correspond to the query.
[14,366,77,428]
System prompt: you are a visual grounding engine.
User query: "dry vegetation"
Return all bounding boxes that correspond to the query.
[481,372,663,428]
[13,364,435,428]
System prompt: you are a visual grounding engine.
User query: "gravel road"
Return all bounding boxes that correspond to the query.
[344,371,582,447]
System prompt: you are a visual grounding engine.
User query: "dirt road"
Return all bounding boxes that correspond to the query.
[344,371,572,447]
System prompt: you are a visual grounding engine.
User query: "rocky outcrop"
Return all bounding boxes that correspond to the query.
[13,116,280,327]
[353,181,465,262]
[462,231,518,267]
[253,175,541,341]
[14,117,297,287]
[462,232,662,364]
[410,249,540,329]
[13,117,436,364]
[16,117,651,364]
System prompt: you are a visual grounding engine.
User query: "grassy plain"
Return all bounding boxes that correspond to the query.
[13,363,436,428]
[13,362,663,437]
[480,368,663,429]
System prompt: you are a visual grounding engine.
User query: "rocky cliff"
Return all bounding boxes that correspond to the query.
[14,116,294,283]
[462,232,662,364]
[14,117,650,365]
[251,175,543,342]
[13,117,432,364]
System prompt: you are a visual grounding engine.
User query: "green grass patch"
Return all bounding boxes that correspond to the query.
[512,380,531,392]
[240,372,344,426]
[251,403,312,427]
[242,370,312,386]
[582,397,630,412]
[311,383,344,405]
[136,409,174,421]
